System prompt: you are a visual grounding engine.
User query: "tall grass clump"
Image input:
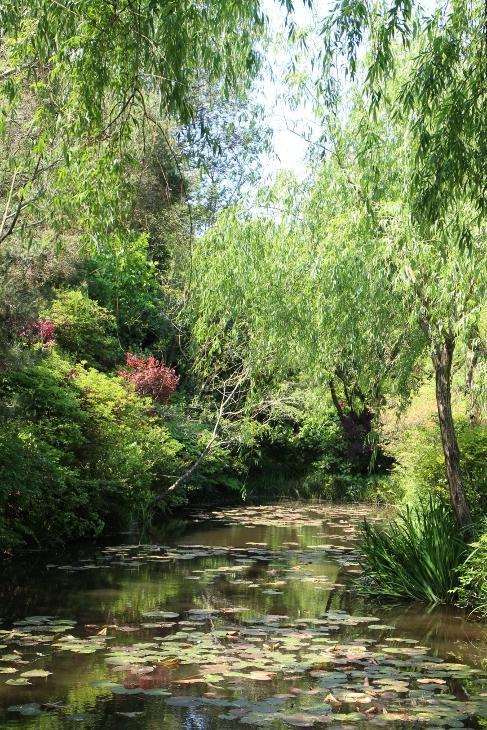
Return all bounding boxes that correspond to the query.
[359,497,467,604]
[456,520,487,618]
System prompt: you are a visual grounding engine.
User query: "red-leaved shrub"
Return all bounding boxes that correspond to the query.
[119,353,179,402]
[20,318,56,346]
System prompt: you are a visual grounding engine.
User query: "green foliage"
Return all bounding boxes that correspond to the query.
[238,389,392,503]
[190,79,487,530]
[87,232,169,348]
[0,420,101,549]
[45,289,122,369]
[1,0,267,136]
[456,521,487,618]
[162,399,245,499]
[360,498,467,604]
[0,350,185,549]
[322,1,487,224]
[390,419,487,520]
[0,0,272,301]
[0,351,100,547]
[257,414,351,500]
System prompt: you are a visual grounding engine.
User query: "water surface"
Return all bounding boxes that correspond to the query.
[1,503,486,728]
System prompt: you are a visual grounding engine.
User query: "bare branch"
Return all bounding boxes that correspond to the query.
[0,155,43,245]
[153,367,247,501]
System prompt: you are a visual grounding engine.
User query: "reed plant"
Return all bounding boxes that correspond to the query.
[457,520,487,618]
[359,497,467,604]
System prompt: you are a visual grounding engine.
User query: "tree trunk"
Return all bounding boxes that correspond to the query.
[329,379,345,422]
[432,337,472,538]
[465,328,482,425]
[329,378,375,472]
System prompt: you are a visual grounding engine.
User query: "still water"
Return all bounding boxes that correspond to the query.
[0,503,486,729]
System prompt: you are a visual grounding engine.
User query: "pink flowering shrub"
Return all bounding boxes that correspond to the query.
[21,319,56,346]
[119,352,179,402]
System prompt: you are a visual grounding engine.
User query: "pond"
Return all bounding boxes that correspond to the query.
[0,503,486,729]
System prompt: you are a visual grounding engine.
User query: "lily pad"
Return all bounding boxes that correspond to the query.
[5,678,31,686]
[8,703,42,716]
[20,669,52,678]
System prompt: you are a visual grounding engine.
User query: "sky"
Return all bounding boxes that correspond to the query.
[259,0,438,178]
[259,0,329,179]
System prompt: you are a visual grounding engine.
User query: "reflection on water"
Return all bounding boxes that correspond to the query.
[0,502,485,729]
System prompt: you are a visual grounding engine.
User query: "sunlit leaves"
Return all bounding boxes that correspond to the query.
[321,1,487,226]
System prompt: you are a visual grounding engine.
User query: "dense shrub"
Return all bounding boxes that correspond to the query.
[456,521,487,617]
[390,418,487,520]
[87,232,170,348]
[119,352,179,402]
[244,390,389,502]
[44,289,122,369]
[20,318,56,346]
[0,351,184,549]
[0,426,104,549]
[359,497,467,604]
[0,345,251,550]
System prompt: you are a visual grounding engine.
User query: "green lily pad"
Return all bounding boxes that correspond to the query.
[5,678,31,686]
[20,669,52,678]
[8,703,42,716]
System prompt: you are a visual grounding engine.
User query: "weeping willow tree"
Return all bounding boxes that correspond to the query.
[0,0,292,359]
[189,79,487,534]
[0,0,293,251]
[316,0,487,533]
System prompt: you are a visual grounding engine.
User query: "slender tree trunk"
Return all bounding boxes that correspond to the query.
[466,345,480,425]
[432,337,472,538]
[329,379,345,422]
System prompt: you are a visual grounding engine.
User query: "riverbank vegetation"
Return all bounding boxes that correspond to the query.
[0,1,486,617]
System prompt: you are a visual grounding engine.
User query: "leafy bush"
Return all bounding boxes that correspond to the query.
[44,289,122,368]
[119,352,179,402]
[359,497,467,603]
[456,521,487,617]
[0,353,101,547]
[161,399,246,499]
[0,350,184,549]
[87,232,170,348]
[244,389,390,502]
[390,418,487,520]
[20,318,56,346]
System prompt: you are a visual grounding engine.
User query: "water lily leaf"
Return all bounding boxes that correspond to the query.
[280,714,331,727]
[239,711,274,725]
[165,696,201,707]
[20,669,52,678]
[247,671,276,681]
[333,712,366,721]
[5,678,31,686]
[8,703,42,716]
